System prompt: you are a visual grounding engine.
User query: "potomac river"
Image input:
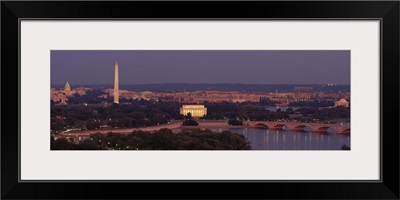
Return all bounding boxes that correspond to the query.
[210,128,350,150]
[173,127,350,150]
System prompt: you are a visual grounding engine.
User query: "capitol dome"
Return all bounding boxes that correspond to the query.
[338,98,348,103]
[64,81,71,91]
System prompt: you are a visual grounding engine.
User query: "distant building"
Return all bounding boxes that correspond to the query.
[63,81,75,96]
[294,86,313,92]
[159,96,175,102]
[51,82,92,105]
[74,86,91,96]
[232,99,247,103]
[180,105,207,117]
[140,91,154,101]
[50,89,68,104]
[334,98,349,107]
[64,81,71,91]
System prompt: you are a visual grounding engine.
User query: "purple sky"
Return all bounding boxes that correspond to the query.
[51,50,350,85]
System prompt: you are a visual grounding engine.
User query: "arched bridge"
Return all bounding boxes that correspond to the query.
[247,121,350,134]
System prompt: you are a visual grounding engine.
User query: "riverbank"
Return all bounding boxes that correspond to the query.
[183,121,246,129]
[57,120,247,137]
[59,121,183,136]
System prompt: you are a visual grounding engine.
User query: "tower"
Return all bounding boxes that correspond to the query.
[114,61,119,104]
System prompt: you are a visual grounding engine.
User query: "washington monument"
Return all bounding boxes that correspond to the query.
[114,61,119,104]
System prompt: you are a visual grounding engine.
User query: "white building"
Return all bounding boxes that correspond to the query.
[334,98,349,107]
[180,105,207,117]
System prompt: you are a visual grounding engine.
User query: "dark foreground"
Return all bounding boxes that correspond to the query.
[51,128,251,150]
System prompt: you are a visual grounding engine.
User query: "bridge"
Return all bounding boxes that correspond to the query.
[247,121,350,134]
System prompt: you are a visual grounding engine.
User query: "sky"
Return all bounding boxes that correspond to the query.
[51,50,350,85]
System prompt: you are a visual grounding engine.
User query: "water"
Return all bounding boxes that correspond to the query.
[210,128,350,150]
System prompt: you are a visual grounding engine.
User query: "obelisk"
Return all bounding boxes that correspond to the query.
[113,61,119,104]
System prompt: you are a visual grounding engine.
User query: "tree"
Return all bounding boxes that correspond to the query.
[72,120,85,129]
[152,113,165,125]
[186,112,192,120]
[228,119,243,126]
[51,138,75,150]
[286,107,294,114]
[50,129,252,150]
[86,118,100,130]
[183,119,199,126]
[75,140,104,150]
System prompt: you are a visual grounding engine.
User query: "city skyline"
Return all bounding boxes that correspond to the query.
[51,50,350,85]
[51,50,351,151]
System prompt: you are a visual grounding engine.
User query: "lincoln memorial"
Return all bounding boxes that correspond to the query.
[180,105,207,117]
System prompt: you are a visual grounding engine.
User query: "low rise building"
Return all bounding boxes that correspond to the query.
[180,105,207,118]
[334,98,350,107]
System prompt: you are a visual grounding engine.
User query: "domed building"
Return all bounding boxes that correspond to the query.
[64,81,71,91]
[334,98,349,107]
[63,81,75,96]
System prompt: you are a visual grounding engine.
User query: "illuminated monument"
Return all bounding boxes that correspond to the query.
[180,105,207,118]
[114,61,119,104]
[64,81,71,91]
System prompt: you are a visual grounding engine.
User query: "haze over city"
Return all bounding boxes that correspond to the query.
[51,50,350,85]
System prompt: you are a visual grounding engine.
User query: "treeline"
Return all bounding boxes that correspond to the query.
[182,119,199,126]
[288,100,334,107]
[51,100,184,133]
[200,102,349,123]
[51,129,251,150]
[201,102,289,121]
[66,90,108,104]
[293,106,350,122]
[228,119,243,126]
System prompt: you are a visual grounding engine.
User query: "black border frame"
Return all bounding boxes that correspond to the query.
[17,18,381,183]
[2,1,399,199]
